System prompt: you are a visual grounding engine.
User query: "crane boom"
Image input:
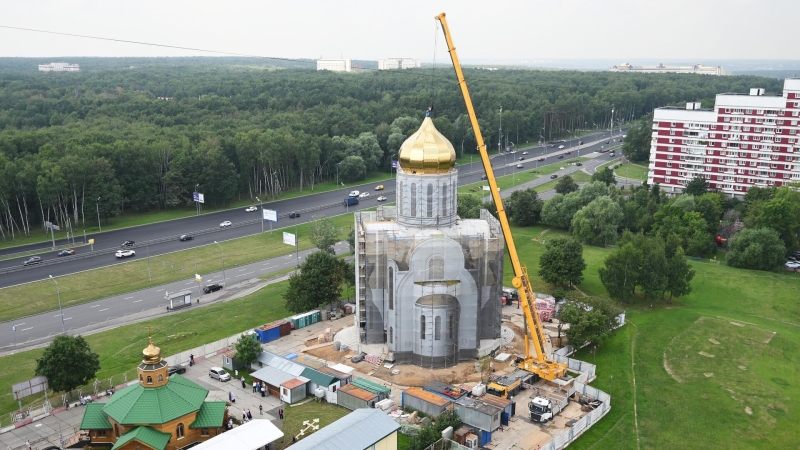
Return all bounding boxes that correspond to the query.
[435,12,566,381]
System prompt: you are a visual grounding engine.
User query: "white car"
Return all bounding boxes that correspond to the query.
[115,249,135,258]
[377,196,387,202]
[786,262,800,269]
[358,192,370,198]
[522,151,529,155]
[348,190,360,197]
[245,206,258,212]
[220,221,232,227]
[558,145,565,149]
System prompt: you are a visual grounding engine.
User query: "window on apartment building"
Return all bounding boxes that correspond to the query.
[680,155,687,160]
[745,117,752,123]
[724,117,731,122]
[757,109,764,114]
[756,118,764,123]
[778,120,784,125]
[794,102,800,108]
[749,177,755,182]
[771,156,779,161]
[742,144,748,149]
[667,162,672,167]
[668,154,673,159]
[736,177,743,182]
[717,175,723,180]
[711,125,717,129]
[791,130,797,135]
[718,167,724,172]
[670,130,676,135]
[724,108,731,113]
[671,122,676,127]
[669,138,675,143]
[793,121,798,126]
[794,111,800,116]
[746,109,753,114]
[770,172,777,177]
[665,170,671,175]
[736,185,743,191]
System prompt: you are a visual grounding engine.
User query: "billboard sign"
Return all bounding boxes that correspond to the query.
[13,376,48,401]
[283,232,296,247]
[392,160,398,168]
[263,209,278,222]
[192,192,205,204]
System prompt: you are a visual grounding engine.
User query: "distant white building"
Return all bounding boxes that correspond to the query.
[38,62,80,72]
[610,62,725,76]
[378,58,421,70]
[317,59,352,72]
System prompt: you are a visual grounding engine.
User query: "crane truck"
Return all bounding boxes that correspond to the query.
[435,13,567,382]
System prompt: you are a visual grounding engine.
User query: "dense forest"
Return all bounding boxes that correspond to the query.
[0,57,785,240]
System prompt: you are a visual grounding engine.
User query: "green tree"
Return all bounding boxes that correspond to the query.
[234,334,262,367]
[683,176,708,196]
[554,175,579,194]
[598,243,642,301]
[591,166,616,186]
[506,188,543,226]
[753,188,800,252]
[283,252,347,313]
[694,193,724,235]
[726,227,786,271]
[559,294,623,348]
[571,196,624,245]
[347,228,355,253]
[537,236,586,288]
[308,214,339,254]
[621,115,652,162]
[457,192,483,219]
[639,242,667,307]
[663,247,695,303]
[338,155,366,183]
[35,335,100,393]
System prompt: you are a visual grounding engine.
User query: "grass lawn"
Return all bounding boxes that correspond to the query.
[279,401,350,446]
[504,225,800,449]
[0,214,354,323]
[458,159,588,196]
[398,432,415,450]
[533,171,592,194]
[615,163,648,181]
[0,172,391,251]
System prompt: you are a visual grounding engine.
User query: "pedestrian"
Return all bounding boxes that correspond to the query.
[261,385,265,397]
[227,418,233,430]
[243,411,247,422]
[235,369,238,378]
[189,354,194,366]
[253,381,257,393]
[26,440,31,450]
[247,409,253,420]
[241,376,246,389]
[279,408,284,420]
[259,404,263,415]
[230,391,236,403]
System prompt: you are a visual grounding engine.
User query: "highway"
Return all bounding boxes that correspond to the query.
[0,129,628,289]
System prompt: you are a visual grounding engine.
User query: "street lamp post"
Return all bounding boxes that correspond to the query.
[256,197,263,233]
[213,241,226,289]
[96,197,101,231]
[195,184,200,216]
[48,275,66,334]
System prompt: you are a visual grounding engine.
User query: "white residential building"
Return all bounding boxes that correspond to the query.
[610,62,725,76]
[38,62,80,72]
[378,58,421,70]
[316,59,352,72]
[648,79,800,198]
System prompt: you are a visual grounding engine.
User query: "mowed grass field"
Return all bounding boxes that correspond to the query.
[507,226,800,449]
[0,214,353,323]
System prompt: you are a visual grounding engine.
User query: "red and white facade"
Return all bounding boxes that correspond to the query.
[648,79,800,197]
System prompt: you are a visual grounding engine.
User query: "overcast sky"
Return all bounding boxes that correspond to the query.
[1,0,798,61]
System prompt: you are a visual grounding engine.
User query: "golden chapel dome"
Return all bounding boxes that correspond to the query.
[398,116,456,175]
[142,336,162,364]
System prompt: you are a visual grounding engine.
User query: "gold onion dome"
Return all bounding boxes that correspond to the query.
[142,336,162,364]
[398,116,456,175]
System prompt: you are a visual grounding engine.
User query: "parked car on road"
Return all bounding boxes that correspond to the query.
[516,164,524,169]
[550,174,558,179]
[289,212,301,218]
[558,145,565,149]
[481,175,488,180]
[358,192,370,198]
[220,221,232,227]
[23,256,42,266]
[377,196,387,202]
[209,367,230,381]
[522,151,529,155]
[121,240,135,247]
[115,249,135,258]
[519,157,525,161]
[203,283,223,293]
[57,249,75,257]
[348,190,360,197]
[168,366,187,376]
[179,234,194,241]
[245,206,258,212]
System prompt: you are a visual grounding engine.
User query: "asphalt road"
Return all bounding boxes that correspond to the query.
[0,241,350,350]
[0,129,628,289]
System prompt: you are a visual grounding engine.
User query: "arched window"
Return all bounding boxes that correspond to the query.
[434,316,441,340]
[428,256,444,280]
[411,183,417,217]
[139,374,143,382]
[157,374,163,382]
[146,376,153,384]
[176,423,185,439]
[442,183,448,216]
[389,327,393,344]
[420,315,426,340]
[448,314,455,339]
[427,184,434,217]
[388,267,394,310]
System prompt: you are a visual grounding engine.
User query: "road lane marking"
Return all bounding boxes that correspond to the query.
[99,308,109,312]
[21,327,32,331]
[14,323,25,327]
[133,300,143,303]
[157,289,164,292]
[64,317,72,321]
[91,305,100,308]
[124,296,133,300]
[54,314,62,317]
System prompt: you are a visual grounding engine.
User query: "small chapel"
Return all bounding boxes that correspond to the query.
[80,335,228,450]
[353,113,505,368]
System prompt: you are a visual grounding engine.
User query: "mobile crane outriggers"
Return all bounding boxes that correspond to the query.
[435,12,567,381]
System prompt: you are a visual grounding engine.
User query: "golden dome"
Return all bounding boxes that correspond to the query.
[142,336,162,364]
[398,116,456,175]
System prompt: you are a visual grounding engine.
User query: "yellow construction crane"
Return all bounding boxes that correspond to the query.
[435,12,567,381]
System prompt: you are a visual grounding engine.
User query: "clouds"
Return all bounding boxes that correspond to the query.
[1,0,798,60]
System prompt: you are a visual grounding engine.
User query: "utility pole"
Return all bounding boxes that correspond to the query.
[295,222,300,267]
[610,106,615,137]
[96,197,102,231]
[146,244,152,282]
[256,197,263,233]
[214,241,226,288]
[48,275,66,334]
[498,105,503,155]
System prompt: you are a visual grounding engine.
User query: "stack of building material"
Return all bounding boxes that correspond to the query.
[365,354,381,365]
[534,297,556,322]
[343,303,355,315]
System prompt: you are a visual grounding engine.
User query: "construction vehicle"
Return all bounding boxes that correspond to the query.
[435,13,567,381]
[487,368,537,398]
[529,392,569,423]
